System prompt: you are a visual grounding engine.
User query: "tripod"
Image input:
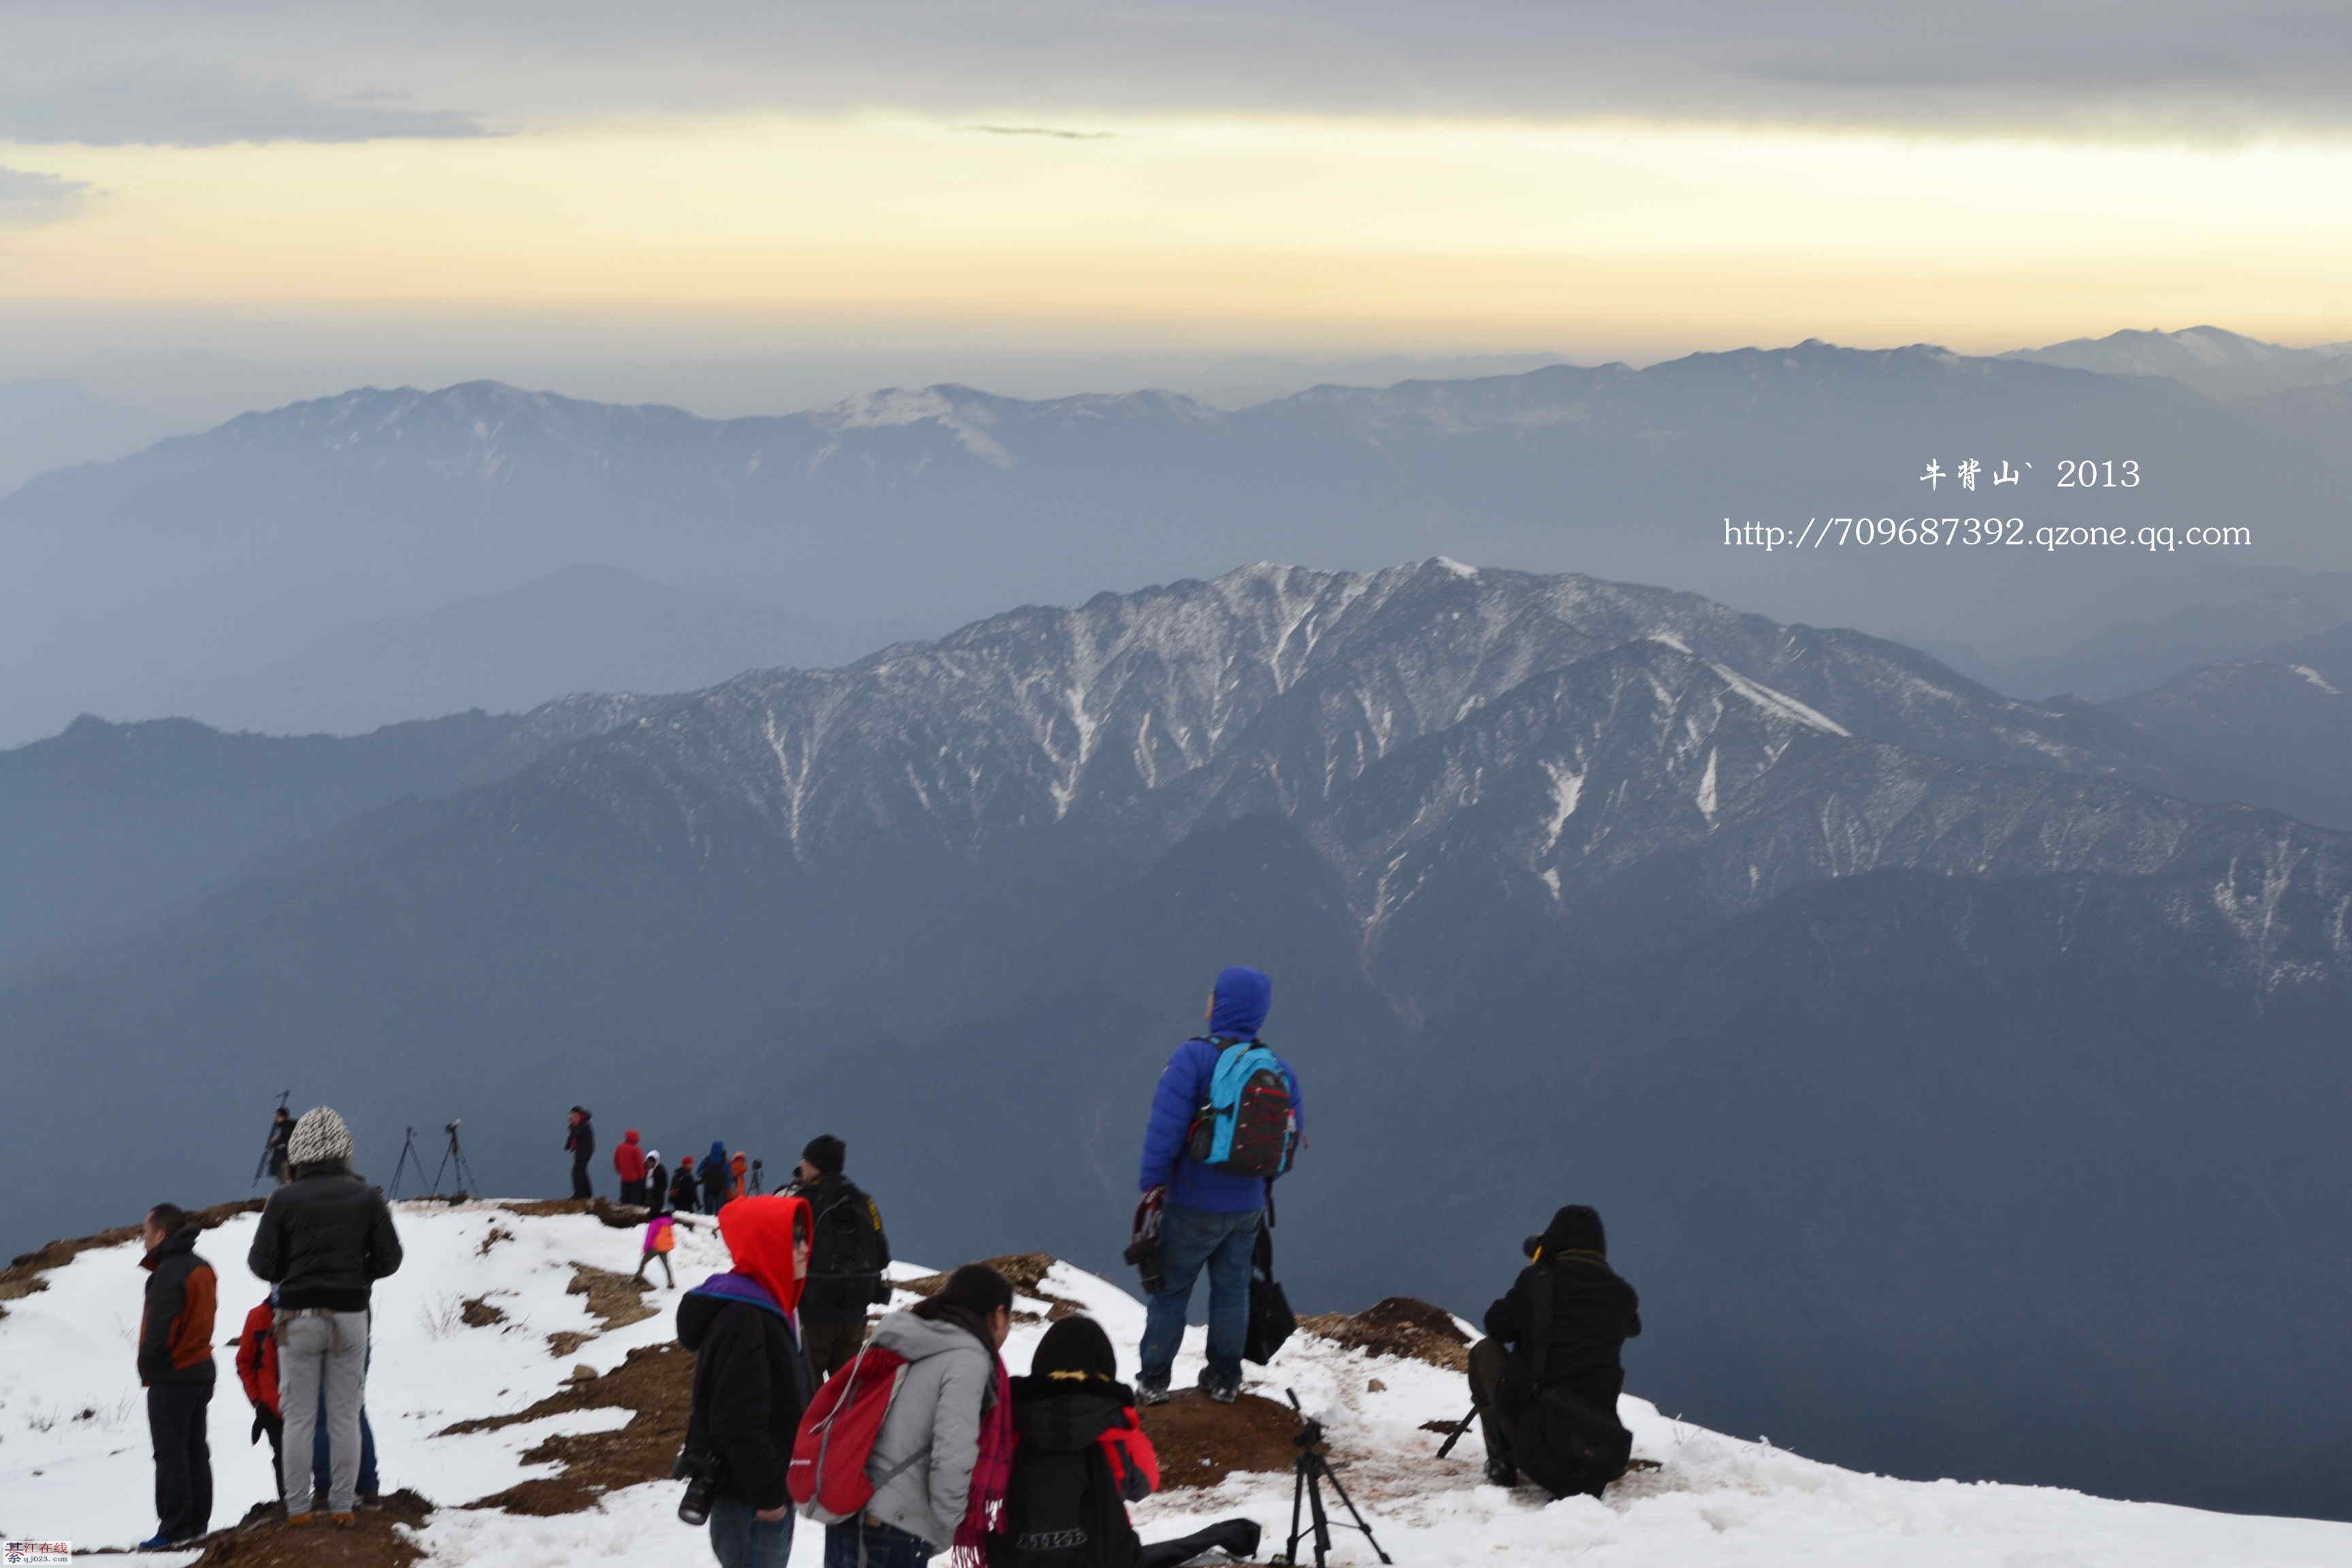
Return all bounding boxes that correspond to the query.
[1272,1390,1391,1568]
[389,1127,425,1198]
[1435,1404,1476,1459]
[249,1089,292,1187]
[433,1120,480,1198]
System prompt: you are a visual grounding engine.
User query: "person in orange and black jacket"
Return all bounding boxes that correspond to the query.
[677,1193,813,1568]
[1469,1203,1642,1498]
[992,1315,1259,1568]
[138,1203,219,1550]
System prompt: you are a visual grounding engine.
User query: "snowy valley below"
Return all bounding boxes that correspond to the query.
[3,1201,2341,1567]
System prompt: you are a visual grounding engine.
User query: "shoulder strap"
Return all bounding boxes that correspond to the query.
[1526,1264,1558,1382]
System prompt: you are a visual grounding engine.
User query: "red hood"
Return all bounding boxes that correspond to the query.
[718,1194,811,1315]
[623,1129,641,1143]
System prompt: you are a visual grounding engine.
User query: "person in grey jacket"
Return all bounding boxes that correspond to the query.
[828,1264,1015,1568]
[246,1107,402,1525]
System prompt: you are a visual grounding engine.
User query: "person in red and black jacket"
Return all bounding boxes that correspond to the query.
[993,1316,1259,1568]
[614,1129,649,1207]
[138,1203,218,1550]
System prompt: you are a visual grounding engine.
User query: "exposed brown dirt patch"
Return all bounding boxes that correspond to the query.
[2,1199,264,1320]
[1137,1389,1303,1489]
[568,1262,657,1332]
[1298,1296,1471,1373]
[183,1488,431,1567]
[449,1342,693,1515]
[460,1296,508,1328]
[476,1224,516,1256]
[546,1330,593,1357]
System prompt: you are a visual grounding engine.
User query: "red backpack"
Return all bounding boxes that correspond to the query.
[789,1343,915,1523]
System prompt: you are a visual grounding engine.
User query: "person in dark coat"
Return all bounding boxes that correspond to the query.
[789,1134,895,1379]
[678,1194,812,1568]
[265,1107,295,1185]
[644,1149,670,1215]
[1467,1204,1642,1497]
[993,1316,1258,1568]
[566,1108,597,1200]
[247,1107,403,1522]
[700,1140,729,1215]
[670,1156,701,1215]
[138,1203,218,1549]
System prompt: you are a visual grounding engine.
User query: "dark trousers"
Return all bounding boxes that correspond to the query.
[636,1250,675,1287]
[572,1156,593,1200]
[823,1518,932,1568]
[1467,1337,1629,1497]
[620,1177,645,1205]
[148,1381,214,1541]
[802,1319,868,1382]
[1138,1520,1260,1568]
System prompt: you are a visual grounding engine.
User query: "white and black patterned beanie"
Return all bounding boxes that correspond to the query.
[287,1106,355,1167]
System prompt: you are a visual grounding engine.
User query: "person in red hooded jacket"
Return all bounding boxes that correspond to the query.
[614,1130,649,1207]
[678,1193,812,1568]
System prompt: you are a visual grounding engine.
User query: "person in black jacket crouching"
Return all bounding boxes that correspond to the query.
[246,1107,403,1524]
[679,1194,813,1568]
[1467,1204,1642,1498]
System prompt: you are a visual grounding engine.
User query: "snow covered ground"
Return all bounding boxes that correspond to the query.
[3,1200,2345,1565]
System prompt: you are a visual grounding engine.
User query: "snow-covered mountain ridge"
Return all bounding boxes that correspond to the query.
[485,559,2352,1002]
[6,1200,2343,1565]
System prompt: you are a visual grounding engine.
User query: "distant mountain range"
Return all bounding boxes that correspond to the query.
[5,559,2347,1520]
[2004,324,2352,402]
[5,333,2344,744]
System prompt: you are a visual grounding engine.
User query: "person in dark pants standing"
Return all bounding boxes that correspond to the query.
[678,1194,813,1568]
[137,1203,218,1550]
[265,1107,295,1185]
[1134,965,1301,1406]
[789,1134,893,1380]
[566,1107,596,1200]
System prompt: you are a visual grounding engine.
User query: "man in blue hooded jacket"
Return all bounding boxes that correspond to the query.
[1134,964,1302,1405]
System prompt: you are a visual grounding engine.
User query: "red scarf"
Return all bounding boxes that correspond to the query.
[951,1355,1015,1568]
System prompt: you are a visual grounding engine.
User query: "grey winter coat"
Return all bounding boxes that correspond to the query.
[861,1308,1000,1548]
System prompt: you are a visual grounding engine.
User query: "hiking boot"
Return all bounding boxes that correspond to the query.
[1135,1375,1172,1407]
[1198,1369,1241,1405]
[284,1512,316,1527]
[327,1512,358,1526]
[135,1535,177,1552]
[1484,1457,1519,1488]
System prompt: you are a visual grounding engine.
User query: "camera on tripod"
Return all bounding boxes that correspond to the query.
[1271,1388,1391,1568]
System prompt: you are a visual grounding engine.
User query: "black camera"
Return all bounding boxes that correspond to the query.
[446,1119,463,1133]
[672,1443,728,1526]
[1523,1234,1543,1259]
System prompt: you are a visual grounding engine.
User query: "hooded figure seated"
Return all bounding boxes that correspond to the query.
[993,1316,1260,1568]
[1467,1205,1642,1499]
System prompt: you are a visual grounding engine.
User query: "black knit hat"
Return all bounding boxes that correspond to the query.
[1539,1205,1607,1258]
[802,1134,846,1176]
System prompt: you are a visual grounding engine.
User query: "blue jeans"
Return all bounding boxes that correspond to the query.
[824,1518,934,1568]
[708,1497,796,1568]
[1139,1203,1264,1386]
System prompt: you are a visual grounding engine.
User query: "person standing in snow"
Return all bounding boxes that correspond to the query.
[644,1148,670,1214]
[235,1294,382,1510]
[636,1211,680,1289]
[265,1107,295,1185]
[701,1140,730,1215]
[679,1192,813,1568]
[1467,1204,1642,1498]
[566,1107,597,1200]
[790,1134,894,1380]
[729,1151,751,1204]
[672,1156,702,1214]
[827,1262,1016,1568]
[137,1203,218,1550]
[615,1128,649,1206]
[246,1106,403,1526]
[1133,964,1301,1406]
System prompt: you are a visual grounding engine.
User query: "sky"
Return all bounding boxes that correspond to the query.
[5,2,2351,412]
